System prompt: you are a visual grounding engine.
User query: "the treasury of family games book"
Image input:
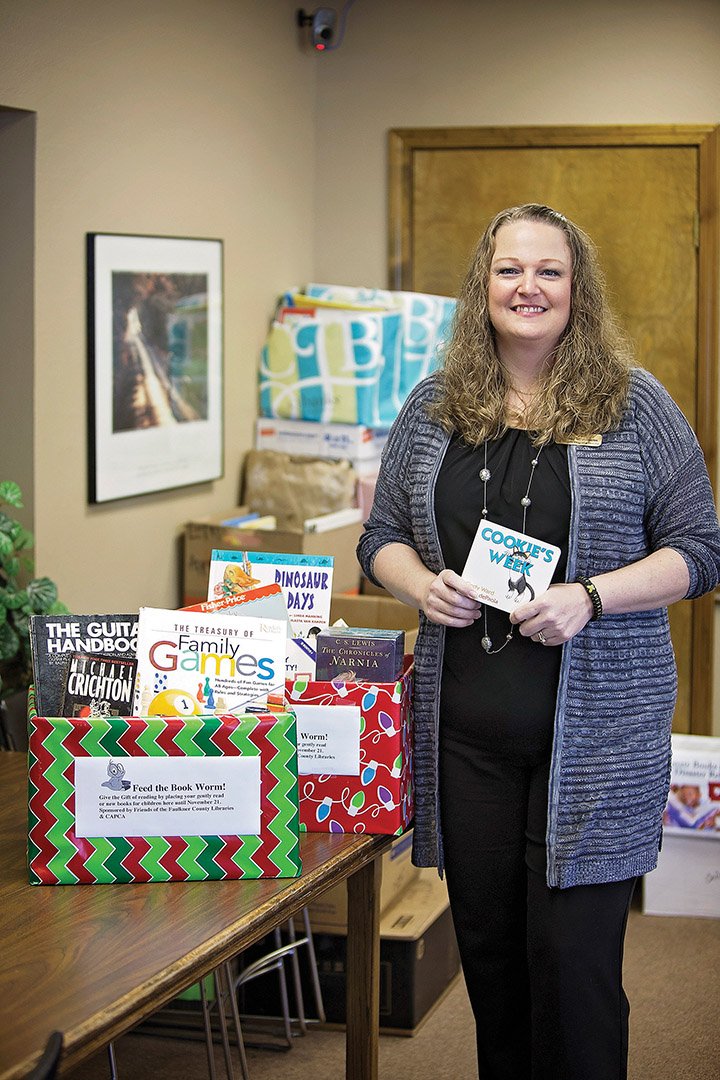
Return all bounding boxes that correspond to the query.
[133,606,287,716]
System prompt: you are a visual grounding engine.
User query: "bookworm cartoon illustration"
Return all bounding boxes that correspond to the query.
[101,760,132,791]
[505,547,536,604]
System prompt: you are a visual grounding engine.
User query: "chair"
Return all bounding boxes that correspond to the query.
[23,1025,116,1078]
[198,908,326,1080]
[0,694,29,751]
[25,1032,62,1080]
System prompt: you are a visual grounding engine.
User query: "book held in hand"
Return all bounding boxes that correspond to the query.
[314,626,405,683]
[29,613,138,717]
[60,653,137,717]
[461,519,562,613]
[133,606,287,716]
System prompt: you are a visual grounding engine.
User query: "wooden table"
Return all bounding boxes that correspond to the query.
[0,752,392,1079]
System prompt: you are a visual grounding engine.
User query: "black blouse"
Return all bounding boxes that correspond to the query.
[436,429,570,756]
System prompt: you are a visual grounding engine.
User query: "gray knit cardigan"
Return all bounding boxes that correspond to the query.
[357,369,720,888]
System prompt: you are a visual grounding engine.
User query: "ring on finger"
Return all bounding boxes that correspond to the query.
[536,630,547,644]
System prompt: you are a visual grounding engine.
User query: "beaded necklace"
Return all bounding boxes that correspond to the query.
[479,436,543,654]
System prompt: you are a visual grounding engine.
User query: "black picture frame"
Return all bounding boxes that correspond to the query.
[87,232,223,503]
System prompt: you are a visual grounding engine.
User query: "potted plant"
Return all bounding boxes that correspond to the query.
[0,480,67,748]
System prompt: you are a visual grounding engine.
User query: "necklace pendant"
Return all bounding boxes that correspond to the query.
[521,496,531,507]
[481,635,493,652]
[479,468,491,482]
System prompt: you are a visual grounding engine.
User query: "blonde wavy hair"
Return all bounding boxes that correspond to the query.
[429,203,633,445]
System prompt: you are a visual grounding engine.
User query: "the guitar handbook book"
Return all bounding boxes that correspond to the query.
[29,613,138,716]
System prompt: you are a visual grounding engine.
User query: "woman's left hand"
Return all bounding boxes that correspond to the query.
[508,582,594,646]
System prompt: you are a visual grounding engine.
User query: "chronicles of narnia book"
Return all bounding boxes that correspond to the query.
[29,613,139,717]
[133,606,287,716]
[314,627,405,683]
[60,653,138,717]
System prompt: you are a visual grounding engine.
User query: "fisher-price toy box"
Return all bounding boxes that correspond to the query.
[285,658,414,835]
[27,696,302,885]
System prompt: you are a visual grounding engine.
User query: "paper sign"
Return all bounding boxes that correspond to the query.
[461,518,561,613]
[74,755,261,838]
[293,703,361,776]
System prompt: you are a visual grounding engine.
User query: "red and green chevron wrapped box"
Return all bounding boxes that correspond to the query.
[28,703,302,885]
[286,658,414,835]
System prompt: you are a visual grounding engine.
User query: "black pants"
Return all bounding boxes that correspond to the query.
[439,731,637,1080]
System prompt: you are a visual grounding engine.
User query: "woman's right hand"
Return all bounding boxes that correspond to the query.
[422,569,483,627]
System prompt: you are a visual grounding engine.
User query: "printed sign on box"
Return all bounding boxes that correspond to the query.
[27,702,302,884]
[294,703,362,776]
[74,755,262,838]
[286,659,414,835]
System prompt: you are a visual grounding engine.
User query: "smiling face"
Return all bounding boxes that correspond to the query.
[488,219,573,362]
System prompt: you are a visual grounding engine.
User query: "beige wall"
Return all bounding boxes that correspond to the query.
[313,0,720,285]
[0,108,35,536]
[0,0,315,612]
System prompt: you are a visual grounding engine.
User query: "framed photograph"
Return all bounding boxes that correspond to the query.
[87,233,223,503]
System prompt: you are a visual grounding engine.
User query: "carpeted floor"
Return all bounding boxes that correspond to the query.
[67,890,719,1080]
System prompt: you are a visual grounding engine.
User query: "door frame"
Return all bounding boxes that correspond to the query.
[388,124,720,735]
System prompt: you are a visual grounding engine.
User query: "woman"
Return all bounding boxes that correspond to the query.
[357,204,720,1080]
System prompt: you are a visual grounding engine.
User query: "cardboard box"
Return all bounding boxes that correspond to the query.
[330,589,418,665]
[287,658,414,836]
[182,512,362,605]
[241,873,461,1035]
[360,575,390,597]
[329,593,419,633]
[303,829,422,931]
[642,733,720,918]
[255,417,389,476]
[643,832,720,918]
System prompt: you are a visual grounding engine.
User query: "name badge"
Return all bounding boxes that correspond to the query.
[560,434,603,446]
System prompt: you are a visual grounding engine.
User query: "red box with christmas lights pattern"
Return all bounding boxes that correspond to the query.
[285,658,413,835]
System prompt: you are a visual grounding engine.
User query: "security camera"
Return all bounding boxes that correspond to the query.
[297,7,338,51]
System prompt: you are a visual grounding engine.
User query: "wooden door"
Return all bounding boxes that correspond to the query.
[389,126,720,734]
